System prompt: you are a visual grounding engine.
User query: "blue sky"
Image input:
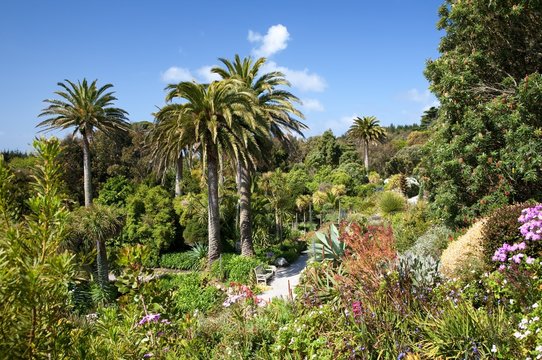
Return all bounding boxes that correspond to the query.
[0,0,442,151]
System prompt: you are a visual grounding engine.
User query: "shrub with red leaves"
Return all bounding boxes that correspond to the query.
[340,222,396,294]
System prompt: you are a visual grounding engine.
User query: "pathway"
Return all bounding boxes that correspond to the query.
[259,254,309,303]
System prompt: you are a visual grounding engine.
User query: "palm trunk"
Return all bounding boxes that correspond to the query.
[82,133,93,207]
[96,238,109,289]
[175,151,183,197]
[364,139,369,171]
[238,161,254,256]
[206,143,221,263]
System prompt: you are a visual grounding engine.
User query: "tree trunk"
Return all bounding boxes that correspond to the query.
[175,151,183,197]
[82,133,93,207]
[238,161,254,256]
[275,207,281,242]
[364,139,369,171]
[206,143,221,263]
[96,238,109,289]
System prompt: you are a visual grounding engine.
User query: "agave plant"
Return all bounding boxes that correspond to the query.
[188,243,208,270]
[310,224,347,264]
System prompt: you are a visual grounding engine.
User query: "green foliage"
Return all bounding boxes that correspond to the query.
[384,145,423,177]
[123,184,177,265]
[392,202,430,253]
[379,191,406,215]
[414,302,520,359]
[481,203,537,267]
[409,225,454,259]
[157,273,223,315]
[421,1,542,226]
[210,254,264,284]
[96,175,134,207]
[310,224,347,264]
[304,130,342,169]
[0,138,76,358]
[159,251,198,270]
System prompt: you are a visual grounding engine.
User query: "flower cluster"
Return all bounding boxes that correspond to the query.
[137,313,171,326]
[519,204,542,241]
[351,301,362,318]
[492,242,534,267]
[223,283,263,307]
[492,204,542,269]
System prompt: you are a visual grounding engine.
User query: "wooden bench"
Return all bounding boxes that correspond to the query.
[254,265,276,285]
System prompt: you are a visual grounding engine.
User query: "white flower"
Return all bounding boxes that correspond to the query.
[491,344,497,353]
[533,303,539,309]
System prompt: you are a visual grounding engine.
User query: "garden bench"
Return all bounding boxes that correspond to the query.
[254,265,276,285]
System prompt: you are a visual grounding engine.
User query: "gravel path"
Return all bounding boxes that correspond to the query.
[259,254,309,303]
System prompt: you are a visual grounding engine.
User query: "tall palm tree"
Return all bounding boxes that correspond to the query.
[164,80,257,262]
[347,116,386,171]
[212,55,306,256]
[147,104,195,197]
[38,79,129,207]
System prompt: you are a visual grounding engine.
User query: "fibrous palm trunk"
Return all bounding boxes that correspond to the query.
[96,238,109,288]
[363,139,369,171]
[82,133,93,207]
[206,143,221,263]
[175,151,183,197]
[238,161,254,256]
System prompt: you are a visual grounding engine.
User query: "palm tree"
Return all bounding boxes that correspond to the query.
[212,55,306,256]
[164,80,257,262]
[147,104,195,197]
[68,204,123,290]
[347,116,386,171]
[38,79,129,207]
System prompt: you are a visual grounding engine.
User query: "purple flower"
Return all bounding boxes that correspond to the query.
[143,353,153,358]
[138,313,161,326]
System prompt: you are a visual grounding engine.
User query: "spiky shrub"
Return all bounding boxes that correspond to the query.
[414,302,520,359]
[481,203,539,267]
[0,139,76,358]
[310,223,347,264]
[379,191,406,215]
[159,252,198,270]
[409,225,454,259]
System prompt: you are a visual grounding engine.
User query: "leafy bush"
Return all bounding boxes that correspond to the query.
[392,202,430,253]
[379,191,406,215]
[159,252,197,270]
[409,225,454,259]
[481,203,536,267]
[255,239,305,265]
[210,254,263,284]
[157,273,223,315]
[123,184,177,266]
[96,175,133,208]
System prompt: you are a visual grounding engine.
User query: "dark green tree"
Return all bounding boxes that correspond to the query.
[421,1,542,225]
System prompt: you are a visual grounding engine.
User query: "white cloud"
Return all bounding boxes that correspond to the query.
[422,100,440,112]
[262,61,326,92]
[249,24,290,57]
[301,98,324,112]
[161,67,195,83]
[405,88,432,103]
[196,65,221,83]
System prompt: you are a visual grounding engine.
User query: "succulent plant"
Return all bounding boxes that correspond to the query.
[398,252,441,291]
[310,224,347,264]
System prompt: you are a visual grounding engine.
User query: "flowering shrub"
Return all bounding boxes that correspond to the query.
[222,282,263,308]
[514,301,542,359]
[519,204,542,241]
[342,223,396,294]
